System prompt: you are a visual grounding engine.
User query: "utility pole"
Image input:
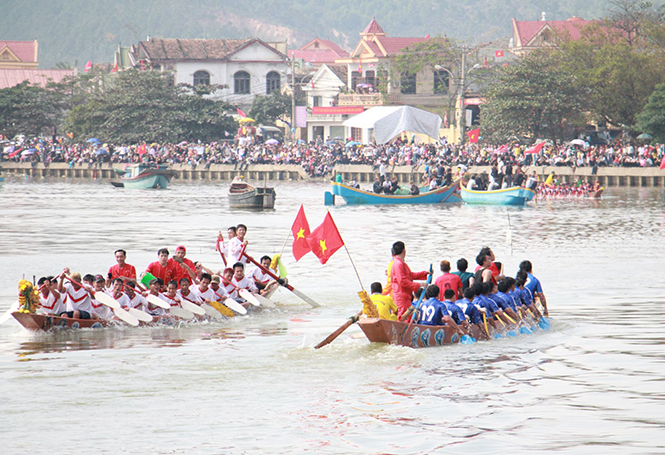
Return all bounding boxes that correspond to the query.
[456,51,466,145]
[291,56,296,142]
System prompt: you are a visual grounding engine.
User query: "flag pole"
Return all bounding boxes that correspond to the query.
[343,244,365,292]
[278,229,291,257]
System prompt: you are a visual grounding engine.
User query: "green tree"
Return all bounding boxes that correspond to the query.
[0,81,70,138]
[248,91,292,125]
[637,82,665,141]
[62,69,237,142]
[481,51,588,144]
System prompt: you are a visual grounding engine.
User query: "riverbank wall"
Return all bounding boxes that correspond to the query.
[1,162,664,187]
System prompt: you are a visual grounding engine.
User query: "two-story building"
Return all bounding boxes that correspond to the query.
[129,37,289,111]
[509,14,599,57]
[0,40,74,89]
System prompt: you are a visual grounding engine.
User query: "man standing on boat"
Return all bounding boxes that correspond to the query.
[108,249,137,284]
[390,241,428,319]
[145,248,177,291]
[170,245,197,284]
[228,224,249,265]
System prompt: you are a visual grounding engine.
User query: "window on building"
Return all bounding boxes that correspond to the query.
[400,72,416,94]
[266,71,280,94]
[193,70,210,86]
[313,96,322,107]
[433,70,449,94]
[351,71,361,91]
[351,127,362,142]
[234,71,251,94]
[365,70,376,87]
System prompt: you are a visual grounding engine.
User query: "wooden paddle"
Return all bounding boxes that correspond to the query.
[169,306,195,320]
[127,307,153,323]
[242,252,321,308]
[209,301,235,317]
[145,293,170,310]
[216,233,228,267]
[314,310,363,349]
[0,300,20,324]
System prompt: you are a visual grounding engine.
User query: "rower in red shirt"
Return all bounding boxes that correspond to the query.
[145,248,177,290]
[434,260,463,301]
[108,249,137,284]
[169,245,197,285]
[389,241,429,319]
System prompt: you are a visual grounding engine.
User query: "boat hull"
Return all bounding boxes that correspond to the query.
[331,181,461,205]
[358,318,461,348]
[461,186,536,205]
[12,312,110,331]
[112,166,176,189]
[229,184,276,208]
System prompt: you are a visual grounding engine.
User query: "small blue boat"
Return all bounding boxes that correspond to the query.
[112,164,176,189]
[330,181,461,205]
[460,186,536,206]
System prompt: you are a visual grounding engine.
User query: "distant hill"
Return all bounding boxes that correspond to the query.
[4,0,610,70]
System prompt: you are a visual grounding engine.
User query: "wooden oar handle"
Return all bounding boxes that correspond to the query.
[242,252,291,290]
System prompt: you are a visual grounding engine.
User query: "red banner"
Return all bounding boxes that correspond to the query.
[312,106,365,115]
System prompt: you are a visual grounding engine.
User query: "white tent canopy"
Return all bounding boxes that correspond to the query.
[342,106,442,144]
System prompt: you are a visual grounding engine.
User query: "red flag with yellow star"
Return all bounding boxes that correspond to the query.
[291,204,311,261]
[306,212,344,265]
[466,128,480,144]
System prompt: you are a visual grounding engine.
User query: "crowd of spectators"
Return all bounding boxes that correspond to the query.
[2,135,664,178]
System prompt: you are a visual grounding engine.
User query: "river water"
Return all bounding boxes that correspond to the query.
[0,177,664,454]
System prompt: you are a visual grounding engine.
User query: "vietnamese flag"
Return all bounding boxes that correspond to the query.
[466,128,480,144]
[495,50,504,58]
[111,61,118,72]
[660,154,665,170]
[291,204,311,261]
[306,212,345,265]
[236,108,246,118]
[525,142,546,154]
[84,60,92,72]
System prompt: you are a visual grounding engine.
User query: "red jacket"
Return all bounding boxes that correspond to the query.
[391,256,428,317]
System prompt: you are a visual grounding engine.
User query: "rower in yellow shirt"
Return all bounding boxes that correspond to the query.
[368,282,398,321]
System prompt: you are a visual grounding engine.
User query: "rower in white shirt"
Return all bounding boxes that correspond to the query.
[189,273,216,303]
[232,262,258,301]
[57,270,98,320]
[124,282,149,312]
[91,275,114,320]
[248,255,280,297]
[37,276,65,315]
[109,278,132,309]
[227,224,249,265]
[177,277,202,306]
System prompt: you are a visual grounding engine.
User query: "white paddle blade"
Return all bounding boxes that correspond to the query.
[169,306,194,320]
[254,293,277,309]
[95,292,120,309]
[239,289,261,307]
[224,298,248,315]
[201,303,224,319]
[127,307,153,323]
[146,294,170,309]
[291,288,321,308]
[113,306,139,326]
[0,300,20,324]
[180,300,205,316]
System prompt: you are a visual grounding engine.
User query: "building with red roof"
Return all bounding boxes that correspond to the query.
[510,14,601,57]
[288,38,349,66]
[0,40,75,89]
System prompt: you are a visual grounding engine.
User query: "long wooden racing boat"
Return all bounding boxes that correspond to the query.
[12,311,112,331]
[228,177,276,209]
[460,186,536,206]
[329,180,461,205]
[358,314,547,348]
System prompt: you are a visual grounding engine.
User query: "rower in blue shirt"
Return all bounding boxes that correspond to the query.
[515,274,542,319]
[418,285,461,335]
[456,287,484,325]
[442,289,466,326]
[519,260,549,316]
[474,282,511,327]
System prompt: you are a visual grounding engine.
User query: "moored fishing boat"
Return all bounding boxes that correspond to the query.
[228,177,276,208]
[111,164,176,189]
[329,180,461,205]
[460,186,536,206]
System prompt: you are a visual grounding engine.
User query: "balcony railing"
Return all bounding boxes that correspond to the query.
[338,93,383,106]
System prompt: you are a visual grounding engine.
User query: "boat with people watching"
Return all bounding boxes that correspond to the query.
[328,175,461,205]
[111,163,176,189]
